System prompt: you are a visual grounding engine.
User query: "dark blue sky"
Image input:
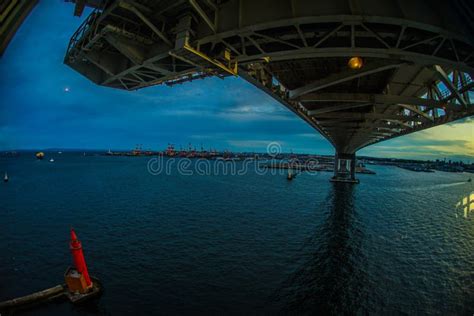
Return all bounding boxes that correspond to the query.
[1,1,472,161]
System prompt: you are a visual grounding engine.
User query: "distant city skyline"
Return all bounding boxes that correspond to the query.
[0,2,473,162]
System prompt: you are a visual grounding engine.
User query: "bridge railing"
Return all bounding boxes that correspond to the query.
[437,74,473,100]
[65,9,100,62]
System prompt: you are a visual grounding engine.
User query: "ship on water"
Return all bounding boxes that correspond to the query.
[287,170,296,181]
[35,152,44,160]
[165,144,176,157]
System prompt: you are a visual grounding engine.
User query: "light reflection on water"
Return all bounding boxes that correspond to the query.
[395,180,468,192]
[273,183,370,314]
[457,191,474,219]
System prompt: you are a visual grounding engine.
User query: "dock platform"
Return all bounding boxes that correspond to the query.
[0,277,102,313]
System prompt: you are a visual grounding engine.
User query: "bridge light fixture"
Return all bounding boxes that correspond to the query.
[348,57,363,70]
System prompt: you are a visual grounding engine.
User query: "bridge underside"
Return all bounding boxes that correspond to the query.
[0,0,38,56]
[64,0,474,182]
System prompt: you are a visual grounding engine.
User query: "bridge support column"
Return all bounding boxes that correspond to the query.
[330,152,359,184]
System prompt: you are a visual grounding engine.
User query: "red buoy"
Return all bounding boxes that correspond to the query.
[69,228,92,287]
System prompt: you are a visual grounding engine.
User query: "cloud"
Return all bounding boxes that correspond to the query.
[227,139,286,149]
[361,119,474,161]
[295,133,325,139]
[446,116,473,127]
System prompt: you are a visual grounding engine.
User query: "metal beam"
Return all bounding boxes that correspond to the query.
[295,24,308,47]
[383,119,413,128]
[102,50,170,85]
[290,62,405,99]
[143,64,172,75]
[118,1,172,47]
[306,102,433,122]
[398,104,434,121]
[196,14,473,48]
[84,51,116,76]
[312,112,425,122]
[299,93,456,110]
[313,23,344,48]
[252,31,301,50]
[104,33,145,65]
[189,0,216,33]
[433,65,468,107]
[305,103,372,115]
[234,48,474,76]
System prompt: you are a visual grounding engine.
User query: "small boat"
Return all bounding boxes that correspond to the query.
[4,172,8,182]
[287,170,295,180]
[50,158,55,163]
[35,152,44,160]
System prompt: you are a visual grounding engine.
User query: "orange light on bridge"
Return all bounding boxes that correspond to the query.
[348,57,363,70]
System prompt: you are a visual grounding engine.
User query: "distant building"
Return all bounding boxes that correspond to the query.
[0,0,38,56]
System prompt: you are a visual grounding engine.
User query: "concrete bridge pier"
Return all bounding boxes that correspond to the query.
[331,153,359,184]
